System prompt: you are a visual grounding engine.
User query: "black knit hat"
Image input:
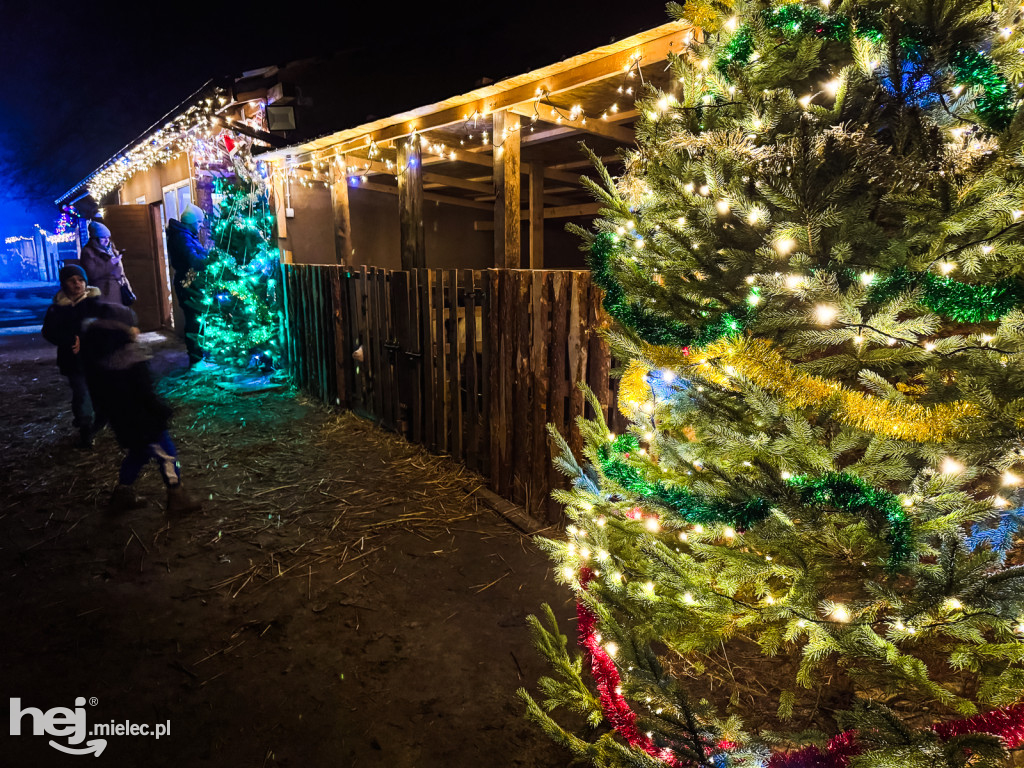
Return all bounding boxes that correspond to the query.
[59,264,87,284]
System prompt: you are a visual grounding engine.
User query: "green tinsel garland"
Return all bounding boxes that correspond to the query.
[789,472,913,572]
[867,267,1024,323]
[598,434,771,528]
[714,4,1014,131]
[598,437,913,570]
[589,233,748,347]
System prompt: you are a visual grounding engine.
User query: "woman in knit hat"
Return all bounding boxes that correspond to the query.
[41,264,106,447]
[80,220,132,306]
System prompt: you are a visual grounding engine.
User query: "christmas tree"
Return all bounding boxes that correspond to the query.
[521,1,1024,766]
[189,175,282,369]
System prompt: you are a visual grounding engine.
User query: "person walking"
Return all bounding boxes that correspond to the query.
[41,264,105,447]
[166,204,208,367]
[80,220,133,306]
[80,304,201,514]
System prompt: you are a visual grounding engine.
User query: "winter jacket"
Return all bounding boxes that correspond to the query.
[80,316,172,449]
[41,286,103,375]
[79,239,127,304]
[166,219,207,283]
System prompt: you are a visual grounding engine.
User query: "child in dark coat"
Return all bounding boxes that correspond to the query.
[41,264,104,447]
[80,305,200,514]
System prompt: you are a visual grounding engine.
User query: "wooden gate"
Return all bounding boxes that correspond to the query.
[281,265,627,521]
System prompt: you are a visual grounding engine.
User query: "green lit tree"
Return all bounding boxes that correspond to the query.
[521,1,1024,766]
[191,177,282,368]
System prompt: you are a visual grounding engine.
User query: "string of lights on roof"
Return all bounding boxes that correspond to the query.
[283,38,688,191]
[85,88,241,201]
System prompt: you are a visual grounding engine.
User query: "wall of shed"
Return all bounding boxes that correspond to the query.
[278,182,495,269]
[119,154,192,210]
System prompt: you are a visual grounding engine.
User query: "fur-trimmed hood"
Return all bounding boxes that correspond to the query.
[53,285,101,307]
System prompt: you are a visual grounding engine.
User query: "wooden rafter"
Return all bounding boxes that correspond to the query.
[509,103,634,144]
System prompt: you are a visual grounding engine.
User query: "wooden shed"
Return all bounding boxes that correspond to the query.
[268,21,698,522]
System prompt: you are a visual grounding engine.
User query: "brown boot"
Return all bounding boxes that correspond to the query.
[109,484,146,513]
[166,482,201,515]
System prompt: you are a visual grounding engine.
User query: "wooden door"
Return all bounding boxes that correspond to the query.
[101,204,173,332]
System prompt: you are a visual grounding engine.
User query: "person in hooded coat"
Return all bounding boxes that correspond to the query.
[79,220,131,305]
[80,304,201,515]
[166,203,208,367]
[41,264,105,447]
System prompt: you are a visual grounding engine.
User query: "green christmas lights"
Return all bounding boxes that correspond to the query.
[192,179,282,368]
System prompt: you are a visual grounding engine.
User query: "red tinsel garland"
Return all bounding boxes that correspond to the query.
[576,569,1024,767]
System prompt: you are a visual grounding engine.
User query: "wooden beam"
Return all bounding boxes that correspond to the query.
[397,139,425,270]
[329,164,353,265]
[529,162,544,268]
[345,152,493,194]
[358,180,493,211]
[473,201,602,228]
[493,111,520,269]
[510,103,635,144]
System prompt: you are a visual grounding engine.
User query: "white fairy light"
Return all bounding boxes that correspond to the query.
[815,304,839,325]
[776,238,797,256]
[941,457,964,474]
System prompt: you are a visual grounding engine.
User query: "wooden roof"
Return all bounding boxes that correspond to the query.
[265,20,696,215]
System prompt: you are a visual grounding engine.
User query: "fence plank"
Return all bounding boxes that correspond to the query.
[447,270,463,460]
[462,270,479,473]
[419,269,435,451]
[487,270,502,489]
[434,270,448,454]
[547,271,570,519]
[316,269,330,402]
[408,270,423,444]
[567,272,589,458]
[355,266,371,418]
[329,268,348,408]
[587,278,612,425]
[512,271,532,507]
[495,270,515,495]
[529,271,551,519]
[380,269,397,431]
[392,269,411,438]
[479,270,492,479]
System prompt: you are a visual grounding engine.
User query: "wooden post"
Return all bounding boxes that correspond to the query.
[529,161,545,269]
[397,138,426,270]
[329,163,354,265]
[492,110,521,268]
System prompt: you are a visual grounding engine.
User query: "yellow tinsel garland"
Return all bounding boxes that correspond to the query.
[624,336,981,443]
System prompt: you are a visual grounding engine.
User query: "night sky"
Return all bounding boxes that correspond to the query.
[0,1,669,237]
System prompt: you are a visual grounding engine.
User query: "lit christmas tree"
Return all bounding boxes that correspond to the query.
[189,176,282,369]
[521,1,1024,766]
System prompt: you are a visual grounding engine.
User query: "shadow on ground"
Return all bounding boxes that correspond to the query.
[0,334,574,767]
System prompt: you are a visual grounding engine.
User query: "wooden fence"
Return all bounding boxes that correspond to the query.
[281,265,627,521]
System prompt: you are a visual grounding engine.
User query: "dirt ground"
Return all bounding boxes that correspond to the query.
[0,331,574,767]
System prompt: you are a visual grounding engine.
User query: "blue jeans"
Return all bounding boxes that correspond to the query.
[67,373,94,430]
[119,431,181,487]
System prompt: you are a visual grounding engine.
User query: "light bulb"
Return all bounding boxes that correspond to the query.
[831,604,850,622]
[776,238,797,255]
[815,304,839,325]
[941,457,964,474]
